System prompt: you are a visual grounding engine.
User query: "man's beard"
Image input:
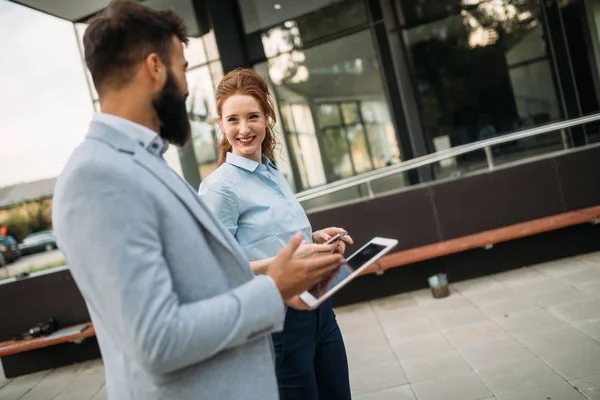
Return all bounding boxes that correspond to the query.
[153,70,191,147]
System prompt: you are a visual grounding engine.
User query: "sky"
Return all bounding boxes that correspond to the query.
[0,0,94,187]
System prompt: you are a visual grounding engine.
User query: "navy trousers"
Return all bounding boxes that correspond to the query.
[271,299,351,400]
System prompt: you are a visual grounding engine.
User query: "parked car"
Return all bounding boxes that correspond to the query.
[0,252,5,267]
[0,235,21,263]
[18,231,58,256]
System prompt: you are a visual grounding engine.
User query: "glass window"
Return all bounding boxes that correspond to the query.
[259,29,401,192]
[404,0,563,176]
[238,0,364,35]
[186,66,220,179]
[185,37,208,68]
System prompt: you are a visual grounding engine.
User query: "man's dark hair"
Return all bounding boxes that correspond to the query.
[83,0,188,97]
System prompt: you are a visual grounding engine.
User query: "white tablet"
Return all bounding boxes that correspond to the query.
[299,237,398,309]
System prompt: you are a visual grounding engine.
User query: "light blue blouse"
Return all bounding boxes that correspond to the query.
[198,152,313,262]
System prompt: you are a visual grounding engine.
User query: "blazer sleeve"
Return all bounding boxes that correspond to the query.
[198,181,239,238]
[53,163,284,376]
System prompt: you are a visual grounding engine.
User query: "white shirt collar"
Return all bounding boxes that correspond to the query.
[93,112,169,155]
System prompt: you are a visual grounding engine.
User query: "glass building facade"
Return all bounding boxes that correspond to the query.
[74,0,600,201]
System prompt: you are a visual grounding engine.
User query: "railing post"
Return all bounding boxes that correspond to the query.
[366,181,375,199]
[561,128,570,149]
[484,147,495,170]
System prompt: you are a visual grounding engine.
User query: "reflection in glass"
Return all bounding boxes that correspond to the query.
[260,29,401,192]
[184,37,207,68]
[404,0,562,177]
[186,67,219,179]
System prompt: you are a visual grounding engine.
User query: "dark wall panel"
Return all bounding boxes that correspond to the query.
[555,146,600,210]
[432,158,564,240]
[307,187,440,252]
[0,270,90,341]
[308,147,600,253]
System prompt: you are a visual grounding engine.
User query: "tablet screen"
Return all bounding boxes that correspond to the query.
[309,242,387,299]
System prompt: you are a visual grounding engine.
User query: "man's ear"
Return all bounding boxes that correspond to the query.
[144,53,166,89]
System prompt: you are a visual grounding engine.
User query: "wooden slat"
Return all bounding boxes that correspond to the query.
[360,205,600,276]
[0,323,95,357]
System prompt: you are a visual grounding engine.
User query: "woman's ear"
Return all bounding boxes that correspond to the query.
[216,115,224,132]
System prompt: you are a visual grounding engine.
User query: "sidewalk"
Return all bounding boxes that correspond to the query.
[2,251,599,400]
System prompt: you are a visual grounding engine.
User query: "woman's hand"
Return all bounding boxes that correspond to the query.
[312,227,354,255]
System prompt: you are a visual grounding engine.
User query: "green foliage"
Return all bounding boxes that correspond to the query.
[3,197,52,242]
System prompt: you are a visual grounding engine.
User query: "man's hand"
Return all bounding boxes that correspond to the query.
[312,227,354,255]
[267,232,344,302]
[293,242,338,259]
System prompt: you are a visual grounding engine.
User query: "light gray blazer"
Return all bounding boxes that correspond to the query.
[52,121,285,400]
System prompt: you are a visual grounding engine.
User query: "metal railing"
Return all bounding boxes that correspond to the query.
[296,113,600,203]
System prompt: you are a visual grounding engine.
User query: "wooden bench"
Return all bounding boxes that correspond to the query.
[361,205,600,276]
[0,322,96,358]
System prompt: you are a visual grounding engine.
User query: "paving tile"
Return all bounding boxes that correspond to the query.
[0,370,52,400]
[495,381,587,400]
[561,268,600,285]
[346,344,398,374]
[477,356,566,395]
[494,267,547,286]
[336,303,379,330]
[462,286,522,306]
[353,385,416,400]
[371,294,418,311]
[514,326,600,358]
[374,306,431,326]
[410,372,492,400]
[400,351,472,383]
[535,259,592,277]
[391,333,454,361]
[420,296,475,315]
[429,307,491,330]
[573,318,600,341]
[444,322,510,348]
[350,361,408,395]
[381,319,440,343]
[54,360,106,400]
[451,277,507,295]
[20,364,83,400]
[551,300,600,323]
[509,276,572,295]
[570,374,600,400]
[459,338,533,370]
[91,384,107,400]
[479,297,542,320]
[541,347,600,381]
[495,309,568,334]
[528,287,593,308]
[342,324,389,349]
[576,281,600,299]
[573,251,600,264]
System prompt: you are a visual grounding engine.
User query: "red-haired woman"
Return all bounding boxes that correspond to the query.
[199,68,353,400]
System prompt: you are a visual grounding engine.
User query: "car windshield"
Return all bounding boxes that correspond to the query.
[23,232,53,243]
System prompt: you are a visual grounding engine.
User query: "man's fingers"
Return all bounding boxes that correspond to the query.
[280,232,305,259]
[341,235,354,245]
[304,254,344,275]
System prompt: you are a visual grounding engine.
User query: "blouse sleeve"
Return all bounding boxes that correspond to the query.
[198,182,240,238]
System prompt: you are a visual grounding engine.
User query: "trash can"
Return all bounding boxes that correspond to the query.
[428,273,450,299]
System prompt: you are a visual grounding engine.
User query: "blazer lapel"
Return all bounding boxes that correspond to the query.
[86,122,252,273]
